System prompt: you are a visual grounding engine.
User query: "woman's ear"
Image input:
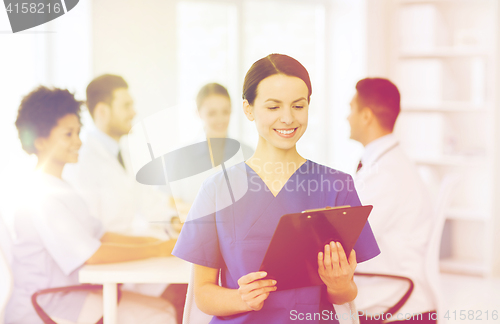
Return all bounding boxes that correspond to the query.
[243,100,254,121]
[34,137,47,155]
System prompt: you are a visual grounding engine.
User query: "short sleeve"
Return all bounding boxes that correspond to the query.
[341,180,381,264]
[172,183,222,269]
[32,197,102,276]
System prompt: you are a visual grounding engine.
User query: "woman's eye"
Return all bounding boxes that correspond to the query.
[294,105,304,109]
[268,107,279,110]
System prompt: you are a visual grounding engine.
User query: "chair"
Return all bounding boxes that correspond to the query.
[355,173,459,323]
[354,272,414,322]
[32,284,112,324]
[0,214,13,324]
[0,213,115,324]
[182,263,360,324]
[424,174,459,324]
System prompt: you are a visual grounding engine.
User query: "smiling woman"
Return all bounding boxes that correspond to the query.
[172,54,380,324]
[244,73,308,156]
[36,113,82,164]
[196,83,232,139]
[241,54,312,193]
[6,86,177,324]
[15,86,83,177]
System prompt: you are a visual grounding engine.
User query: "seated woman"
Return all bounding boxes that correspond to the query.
[196,82,254,160]
[172,54,380,323]
[5,86,177,324]
[170,83,255,217]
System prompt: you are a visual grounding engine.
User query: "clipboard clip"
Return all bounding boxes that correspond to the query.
[301,205,351,213]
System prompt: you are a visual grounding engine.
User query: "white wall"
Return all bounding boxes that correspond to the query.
[493,1,500,276]
[365,0,392,77]
[91,0,178,121]
[365,0,500,277]
[327,0,367,174]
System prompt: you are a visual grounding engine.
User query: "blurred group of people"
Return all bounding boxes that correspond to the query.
[5,75,246,324]
[4,53,438,324]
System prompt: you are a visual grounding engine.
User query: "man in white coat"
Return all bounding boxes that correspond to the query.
[347,78,436,323]
[63,74,186,324]
[64,75,178,234]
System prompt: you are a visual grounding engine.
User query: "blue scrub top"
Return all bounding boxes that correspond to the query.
[173,160,380,323]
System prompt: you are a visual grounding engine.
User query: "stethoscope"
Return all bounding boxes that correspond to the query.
[359,142,399,172]
[372,142,399,165]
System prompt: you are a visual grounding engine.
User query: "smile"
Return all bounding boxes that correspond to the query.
[274,128,298,138]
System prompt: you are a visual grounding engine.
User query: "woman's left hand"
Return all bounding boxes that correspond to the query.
[317,241,357,294]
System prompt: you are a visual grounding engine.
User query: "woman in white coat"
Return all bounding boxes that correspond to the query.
[6,86,176,324]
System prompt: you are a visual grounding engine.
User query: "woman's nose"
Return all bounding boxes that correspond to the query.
[75,134,82,148]
[280,107,294,125]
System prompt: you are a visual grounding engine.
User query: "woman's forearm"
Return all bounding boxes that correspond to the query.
[195,282,251,317]
[86,240,174,264]
[327,280,358,305]
[100,232,160,245]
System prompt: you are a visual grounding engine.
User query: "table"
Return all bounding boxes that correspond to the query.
[79,257,191,324]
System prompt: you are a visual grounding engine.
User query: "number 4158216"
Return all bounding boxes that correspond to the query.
[444,310,498,321]
[5,2,62,14]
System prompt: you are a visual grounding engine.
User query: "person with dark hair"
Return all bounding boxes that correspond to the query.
[196,82,253,158]
[171,83,256,213]
[348,78,401,143]
[197,83,230,115]
[172,54,380,323]
[63,74,185,323]
[86,74,129,117]
[348,78,436,323]
[6,86,176,324]
[63,74,178,234]
[15,86,83,155]
[195,83,231,138]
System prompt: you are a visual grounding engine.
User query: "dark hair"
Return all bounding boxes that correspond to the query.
[196,83,230,110]
[242,54,312,105]
[86,74,128,115]
[355,78,401,131]
[15,86,82,155]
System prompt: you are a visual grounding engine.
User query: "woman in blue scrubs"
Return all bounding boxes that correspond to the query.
[172,54,380,323]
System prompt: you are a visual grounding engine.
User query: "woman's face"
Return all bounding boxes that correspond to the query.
[198,94,231,138]
[245,74,309,151]
[35,113,82,164]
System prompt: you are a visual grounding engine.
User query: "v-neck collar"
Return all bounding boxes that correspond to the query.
[244,160,310,198]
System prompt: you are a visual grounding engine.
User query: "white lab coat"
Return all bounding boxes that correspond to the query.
[63,126,177,297]
[64,126,176,235]
[353,134,435,319]
[5,172,104,324]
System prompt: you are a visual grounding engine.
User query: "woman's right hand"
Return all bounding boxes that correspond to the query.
[237,271,277,311]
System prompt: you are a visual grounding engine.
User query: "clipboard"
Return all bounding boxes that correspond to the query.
[258,205,373,291]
